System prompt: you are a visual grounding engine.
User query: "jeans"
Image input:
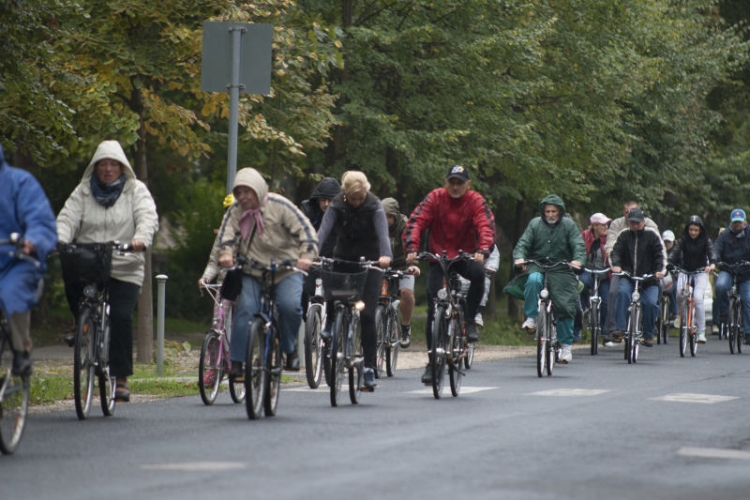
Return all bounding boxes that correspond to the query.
[231,273,303,362]
[523,272,574,346]
[615,279,659,338]
[714,272,750,335]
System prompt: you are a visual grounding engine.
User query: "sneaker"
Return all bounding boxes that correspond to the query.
[363,367,377,391]
[421,364,432,385]
[521,317,536,333]
[229,361,244,382]
[321,317,333,340]
[697,331,707,344]
[115,379,130,402]
[611,330,625,343]
[11,350,31,376]
[559,344,572,364]
[285,351,300,371]
[643,337,654,347]
[400,324,412,348]
[465,322,480,342]
[475,311,484,327]
[603,339,615,347]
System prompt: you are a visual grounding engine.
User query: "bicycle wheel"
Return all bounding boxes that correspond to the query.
[449,317,463,397]
[589,300,599,355]
[431,305,447,399]
[536,310,547,378]
[545,314,555,376]
[0,336,30,455]
[244,319,266,420]
[679,301,688,358]
[74,307,96,420]
[348,313,363,404]
[464,341,475,369]
[375,305,387,377]
[98,310,116,416]
[729,298,738,354]
[264,328,282,416]
[199,332,222,405]
[386,306,400,377]
[304,304,324,389]
[735,301,743,354]
[330,309,346,407]
[658,295,670,345]
[627,307,640,364]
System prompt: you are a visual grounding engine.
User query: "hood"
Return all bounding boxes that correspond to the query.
[538,194,566,215]
[683,215,706,238]
[233,167,269,201]
[381,197,401,218]
[310,177,341,200]
[82,140,137,182]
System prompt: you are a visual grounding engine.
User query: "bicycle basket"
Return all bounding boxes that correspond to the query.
[58,243,113,287]
[319,267,369,303]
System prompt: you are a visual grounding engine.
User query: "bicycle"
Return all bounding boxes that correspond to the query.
[671,266,705,358]
[241,258,305,419]
[656,273,673,345]
[716,261,750,354]
[613,271,654,364]
[319,257,378,407]
[58,241,141,420]
[375,268,404,378]
[198,281,245,405]
[583,267,610,355]
[303,267,329,389]
[418,251,473,398]
[520,259,577,377]
[0,233,36,454]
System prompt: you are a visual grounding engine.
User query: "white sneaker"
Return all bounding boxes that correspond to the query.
[559,344,572,364]
[697,332,707,344]
[522,317,536,331]
[475,312,484,327]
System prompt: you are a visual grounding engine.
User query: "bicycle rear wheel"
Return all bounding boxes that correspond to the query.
[449,316,463,397]
[386,306,400,376]
[0,336,30,455]
[729,299,738,354]
[348,314,363,404]
[74,307,96,420]
[98,311,115,416]
[304,304,324,389]
[375,305,387,377]
[264,328,282,416]
[330,310,346,407]
[735,302,743,354]
[658,294,670,345]
[431,306,447,399]
[589,300,599,355]
[244,319,266,420]
[199,332,222,405]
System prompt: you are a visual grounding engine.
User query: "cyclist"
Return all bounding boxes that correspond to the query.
[300,177,341,256]
[713,208,750,344]
[0,144,58,375]
[512,195,586,364]
[661,230,679,323]
[57,140,159,401]
[577,212,612,345]
[667,216,717,344]
[405,165,495,383]
[218,167,318,376]
[609,207,665,347]
[316,171,392,390]
[381,198,421,348]
[198,194,236,287]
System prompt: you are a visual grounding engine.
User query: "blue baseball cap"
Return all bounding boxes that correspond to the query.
[731,208,746,222]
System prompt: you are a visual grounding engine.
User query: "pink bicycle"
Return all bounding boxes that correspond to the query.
[198,283,245,405]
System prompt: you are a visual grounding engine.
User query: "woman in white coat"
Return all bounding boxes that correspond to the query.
[57,140,159,402]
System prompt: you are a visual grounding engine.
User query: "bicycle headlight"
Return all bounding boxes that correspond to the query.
[83,284,98,299]
[354,300,366,311]
[437,288,448,300]
[632,290,640,302]
[540,289,549,299]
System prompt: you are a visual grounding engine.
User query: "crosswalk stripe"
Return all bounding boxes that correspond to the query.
[650,393,738,404]
[677,447,750,460]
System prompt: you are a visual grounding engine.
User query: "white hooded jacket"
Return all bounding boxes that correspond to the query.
[57,140,159,286]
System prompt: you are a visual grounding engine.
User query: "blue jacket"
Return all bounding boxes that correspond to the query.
[714,224,750,282]
[0,145,58,315]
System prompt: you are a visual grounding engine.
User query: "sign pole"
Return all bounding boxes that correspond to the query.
[226,26,245,194]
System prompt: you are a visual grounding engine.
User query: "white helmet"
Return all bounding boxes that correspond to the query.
[662,230,675,242]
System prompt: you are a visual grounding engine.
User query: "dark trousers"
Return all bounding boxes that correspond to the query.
[65,278,141,379]
[425,260,485,350]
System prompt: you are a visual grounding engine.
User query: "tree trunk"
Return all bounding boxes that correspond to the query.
[132,88,154,363]
[507,199,526,320]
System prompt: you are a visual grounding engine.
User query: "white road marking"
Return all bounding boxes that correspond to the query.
[141,462,246,471]
[407,386,497,395]
[650,393,739,404]
[529,388,610,397]
[677,447,750,460]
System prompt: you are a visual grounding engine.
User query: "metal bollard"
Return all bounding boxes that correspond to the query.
[155,274,168,376]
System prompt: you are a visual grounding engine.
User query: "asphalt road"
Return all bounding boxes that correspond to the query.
[4,335,750,500]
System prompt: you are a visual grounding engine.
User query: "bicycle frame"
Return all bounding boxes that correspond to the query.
[716,261,750,354]
[376,268,403,377]
[585,267,610,355]
[672,266,704,358]
[613,271,653,364]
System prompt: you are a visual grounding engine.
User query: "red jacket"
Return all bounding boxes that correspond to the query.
[404,188,495,258]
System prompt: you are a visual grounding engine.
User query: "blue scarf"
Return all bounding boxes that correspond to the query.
[90,174,126,207]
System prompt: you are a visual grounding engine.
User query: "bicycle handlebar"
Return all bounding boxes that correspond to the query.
[519,259,581,272]
[417,250,475,264]
[583,267,611,275]
[612,271,654,280]
[315,256,382,272]
[715,261,750,274]
[667,265,709,276]
[0,232,41,268]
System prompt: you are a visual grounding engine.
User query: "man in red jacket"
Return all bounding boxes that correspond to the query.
[405,165,495,383]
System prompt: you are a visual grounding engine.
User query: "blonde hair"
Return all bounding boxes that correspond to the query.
[341,170,371,197]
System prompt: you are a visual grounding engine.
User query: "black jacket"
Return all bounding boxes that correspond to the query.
[610,226,665,287]
[668,219,717,272]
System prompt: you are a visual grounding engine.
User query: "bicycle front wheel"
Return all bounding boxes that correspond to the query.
[264,328,282,416]
[330,309,346,407]
[0,338,30,455]
[431,306,448,399]
[199,332,222,405]
[545,314,555,376]
[74,307,96,420]
[735,301,743,354]
[679,302,688,358]
[658,294,670,345]
[375,305,387,378]
[304,304,324,389]
[589,300,599,355]
[244,319,266,420]
[536,309,547,378]
[385,306,400,377]
[449,316,463,397]
[729,299,738,354]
